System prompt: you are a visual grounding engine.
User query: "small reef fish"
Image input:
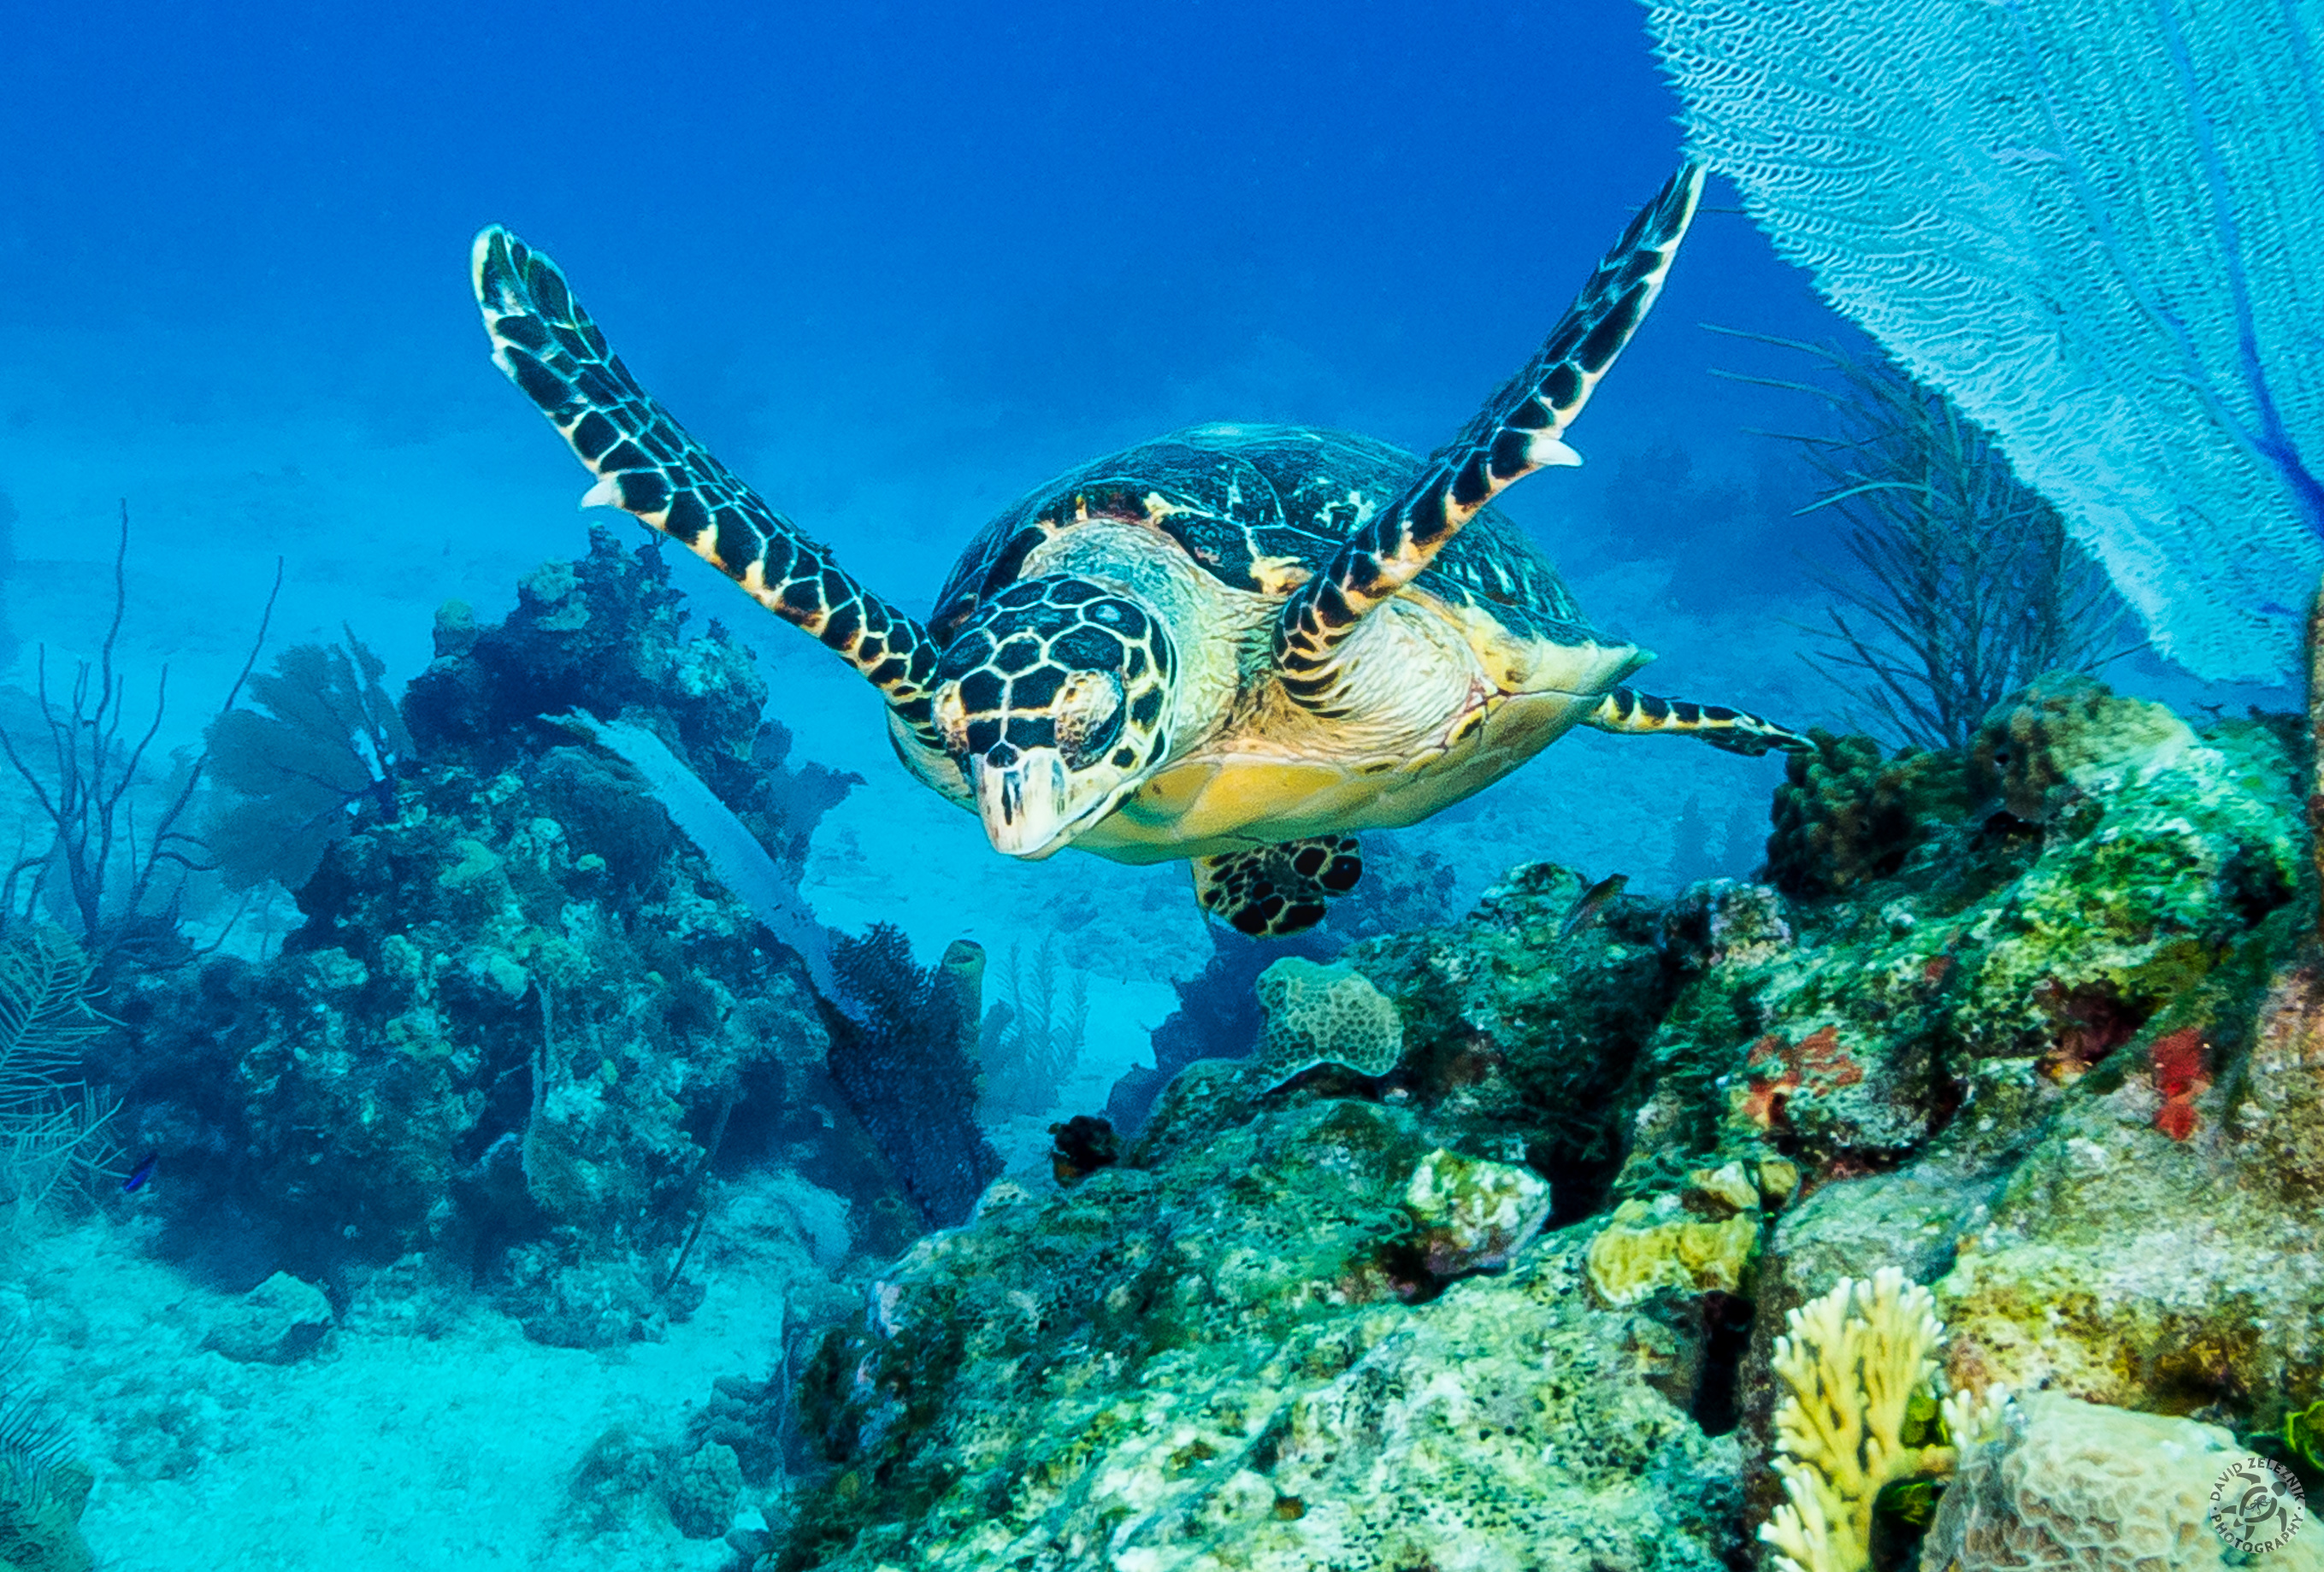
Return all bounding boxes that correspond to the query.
[120,1152,157,1193]
[1559,874,1628,942]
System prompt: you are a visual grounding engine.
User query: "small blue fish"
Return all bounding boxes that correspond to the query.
[1559,873,1629,941]
[120,1152,157,1193]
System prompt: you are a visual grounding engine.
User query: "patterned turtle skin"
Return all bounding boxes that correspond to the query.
[929,423,1600,657]
[474,164,1811,938]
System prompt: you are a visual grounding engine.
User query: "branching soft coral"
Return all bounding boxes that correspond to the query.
[0,507,279,968]
[1741,336,2126,750]
[0,928,118,1237]
[978,934,1088,1121]
[829,924,1003,1229]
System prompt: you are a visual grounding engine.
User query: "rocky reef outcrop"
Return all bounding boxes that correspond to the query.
[782,1098,1742,1570]
[107,530,928,1341]
[744,674,2324,1569]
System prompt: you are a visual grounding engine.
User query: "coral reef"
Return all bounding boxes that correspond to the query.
[109,532,901,1339]
[778,1097,1746,1571]
[728,671,2324,1569]
[1656,677,2300,1187]
[1931,948,2324,1416]
[1357,860,1686,1222]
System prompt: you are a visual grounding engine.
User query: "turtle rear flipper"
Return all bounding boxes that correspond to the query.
[472,227,944,745]
[1273,164,1704,710]
[1584,686,1811,757]
[1194,836,1363,938]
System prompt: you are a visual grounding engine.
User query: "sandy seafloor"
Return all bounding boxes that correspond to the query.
[0,340,2282,1568]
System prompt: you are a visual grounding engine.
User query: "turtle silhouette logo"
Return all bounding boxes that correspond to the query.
[2209,1453,2307,1553]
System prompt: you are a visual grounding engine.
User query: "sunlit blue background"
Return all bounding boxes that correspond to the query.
[0,0,1869,1007]
[1,0,1840,538]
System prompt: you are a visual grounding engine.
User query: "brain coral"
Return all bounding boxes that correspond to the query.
[1926,1392,2324,1572]
[1253,957,1405,1089]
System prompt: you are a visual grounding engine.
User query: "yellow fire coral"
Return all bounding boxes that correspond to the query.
[1762,1268,2005,1572]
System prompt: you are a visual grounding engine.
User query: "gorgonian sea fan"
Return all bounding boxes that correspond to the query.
[1647,0,2324,680]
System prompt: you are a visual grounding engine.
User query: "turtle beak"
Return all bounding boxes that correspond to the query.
[971,747,1076,859]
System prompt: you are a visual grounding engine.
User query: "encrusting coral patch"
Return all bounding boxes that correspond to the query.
[1250,957,1405,1090]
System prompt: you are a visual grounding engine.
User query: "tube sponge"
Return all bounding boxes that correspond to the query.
[1646,0,2324,680]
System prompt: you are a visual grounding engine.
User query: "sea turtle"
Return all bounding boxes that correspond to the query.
[472,164,1809,938]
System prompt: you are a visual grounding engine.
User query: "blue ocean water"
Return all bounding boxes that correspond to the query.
[2,0,1845,604]
[3,3,2292,1567]
[0,3,1877,1022]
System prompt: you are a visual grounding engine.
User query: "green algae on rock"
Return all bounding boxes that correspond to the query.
[1354,858,1684,1221]
[1402,1145,1553,1279]
[1623,677,2304,1196]
[1935,931,2324,1422]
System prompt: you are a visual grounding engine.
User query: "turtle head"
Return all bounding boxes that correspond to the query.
[931,576,1176,859]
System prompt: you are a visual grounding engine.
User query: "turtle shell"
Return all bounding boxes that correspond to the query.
[928,422,1609,650]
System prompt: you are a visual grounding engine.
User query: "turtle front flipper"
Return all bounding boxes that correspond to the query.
[1272,165,1704,711]
[1193,836,1363,938]
[1584,686,1811,757]
[472,228,945,745]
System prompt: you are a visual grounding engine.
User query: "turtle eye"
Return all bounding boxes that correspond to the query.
[934,685,971,757]
[1053,671,1124,768]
